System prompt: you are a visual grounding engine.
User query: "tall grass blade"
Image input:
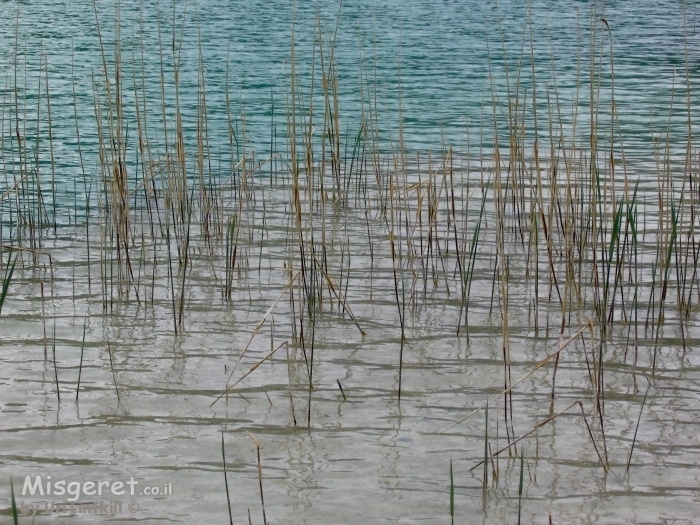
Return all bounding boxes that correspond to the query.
[627,378,651,472]
[222,430,234,525]
[10,477,18,525]
[76,317,87,402]
[0,253,17,314]
[517,447,525,525]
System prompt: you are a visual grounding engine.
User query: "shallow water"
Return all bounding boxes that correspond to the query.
[1,1,700,524]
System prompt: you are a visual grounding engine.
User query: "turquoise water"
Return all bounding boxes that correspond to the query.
[0,0,697,199]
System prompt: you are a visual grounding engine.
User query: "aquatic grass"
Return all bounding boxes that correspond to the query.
[449,457,454,525]
[482,400,489,510]
[623,182,640,374]
[483,401,489,489]
[247,432,267,525]
[10,477,18,525]
[52,323,60,405]
[75,317,87,403]
[225,216,237,300]
[41,282,47,360]
[627,377,651,472]
[222,430,234,525]
[223,341,289,394]
[311,251,365,335]
[0,249,16,314]
[107,340,121,407]
[285,340,298,427]
[457,176,488,339]
[653,199,679,373]
[469,400,579,472]
[578,400,608,471]
[212,272,300,407]
[517,446,525,525]
[336,379,346,400]
[441,322,593,435]
[602,201,624,332]
[389,170,407,400]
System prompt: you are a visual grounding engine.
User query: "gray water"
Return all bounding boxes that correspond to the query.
[1,1,700,524]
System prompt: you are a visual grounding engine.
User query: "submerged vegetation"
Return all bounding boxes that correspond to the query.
[1,0,699,522]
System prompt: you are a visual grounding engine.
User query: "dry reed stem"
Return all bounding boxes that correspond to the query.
[211,271,300,407]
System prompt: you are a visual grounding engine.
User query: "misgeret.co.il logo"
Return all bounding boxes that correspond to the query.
[12,475,173,517]
[20,475,172,502]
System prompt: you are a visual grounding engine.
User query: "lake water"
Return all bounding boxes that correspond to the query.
[1,1,700,524]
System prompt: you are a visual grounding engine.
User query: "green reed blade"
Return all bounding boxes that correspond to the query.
[10,477,18,525]
[0,254,17,314]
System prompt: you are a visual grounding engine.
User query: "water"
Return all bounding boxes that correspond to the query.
[1,1,700,523]
[0,1,697,180]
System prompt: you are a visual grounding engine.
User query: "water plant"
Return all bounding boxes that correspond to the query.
[222,431,233,525]
[0,250,16,314]
[627,376,651,472]
[449,457,454,525]
[10,478,18,525]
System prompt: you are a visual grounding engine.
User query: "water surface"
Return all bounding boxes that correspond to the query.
[0,1,699,524]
